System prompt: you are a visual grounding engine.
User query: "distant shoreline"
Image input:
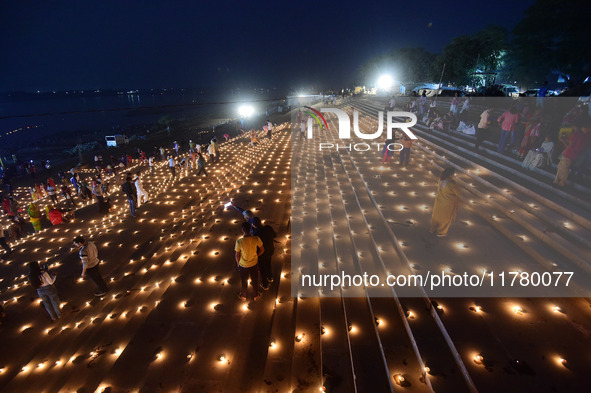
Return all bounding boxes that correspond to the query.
[1,99,289,189]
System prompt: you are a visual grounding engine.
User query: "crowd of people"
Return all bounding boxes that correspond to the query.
[0,133,232,245]
[0,122,280,322]
[1,119,280,254]
[27,234,110,321]
[477,100,591,187]
[3,94,589,326]
[402,92,591,188]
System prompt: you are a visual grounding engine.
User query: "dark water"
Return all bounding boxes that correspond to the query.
[0,90,281,151]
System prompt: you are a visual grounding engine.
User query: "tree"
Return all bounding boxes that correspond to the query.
[513,0,591,86]
[434,26,509,87]
[359,47,436,85]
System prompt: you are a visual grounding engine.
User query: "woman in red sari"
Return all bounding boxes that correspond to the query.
[518,121,542,158]
[517,109,543,158]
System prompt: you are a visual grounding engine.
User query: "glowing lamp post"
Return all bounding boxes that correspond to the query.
[377,74,394,92]
[238,105,254,117]
[238,105,255,129]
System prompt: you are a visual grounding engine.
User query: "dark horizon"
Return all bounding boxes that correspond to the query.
[1,0,535,93]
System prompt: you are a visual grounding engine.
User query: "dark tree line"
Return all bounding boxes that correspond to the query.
[359,0,591,89]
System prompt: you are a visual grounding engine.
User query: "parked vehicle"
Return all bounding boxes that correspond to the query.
[519,89,539,97]
[105,135,129,147]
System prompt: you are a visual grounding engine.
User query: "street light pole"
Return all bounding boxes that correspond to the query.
[434,63,446,105]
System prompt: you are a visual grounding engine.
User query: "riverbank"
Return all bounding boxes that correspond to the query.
[1,103,289,192]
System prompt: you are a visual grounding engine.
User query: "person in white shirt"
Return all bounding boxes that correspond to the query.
[28,261,61,320]
[134,171,149,206]
[73,236,108,296]
[168,156,176,178]
[459,96,472,123]
[47,183,58,205]
[148,156,155,174]
[388,96,396,110]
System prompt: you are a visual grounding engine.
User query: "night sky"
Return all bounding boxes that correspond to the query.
[1,0,535,92]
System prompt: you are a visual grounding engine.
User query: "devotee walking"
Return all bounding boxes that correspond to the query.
[61,183,75,208]
[47,181,59,205]
[122,175,137,217]
[211,138,220,161]
[190,149,197,168]
[28,261,61,321]
[148,156,155,174]
[430,167,462,237]
[135,171,149,206]
[196,153,208,177]
[235,222,264,301]
[382,138,396,163]
[207,143,216,163]
[388,95,396,110]
[70,173,80,194]
[168,156,176,178]
[91,178,107,214]
[251,217,276,290]
[73,236,108,297]
[497,105,520,153]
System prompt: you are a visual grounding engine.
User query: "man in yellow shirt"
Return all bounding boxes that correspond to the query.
[475,108,492,151]
[235,222,264,301]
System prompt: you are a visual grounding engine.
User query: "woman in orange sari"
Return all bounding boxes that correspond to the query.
[430,167,461,237]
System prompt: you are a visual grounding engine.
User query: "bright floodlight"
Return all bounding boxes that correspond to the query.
[377,75,394,89]
[238,105,254,117]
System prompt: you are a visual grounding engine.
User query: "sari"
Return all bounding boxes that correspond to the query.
[431,179,461,236]
[28,203,42,232]
[518,122,541,156]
